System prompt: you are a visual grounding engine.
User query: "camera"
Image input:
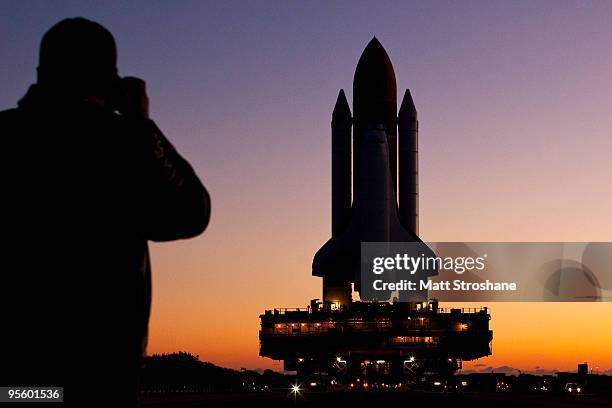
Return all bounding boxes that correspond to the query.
[112,76,149,118]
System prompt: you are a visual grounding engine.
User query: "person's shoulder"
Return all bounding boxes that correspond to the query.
[0,107,23,128]
[0,107,20,119]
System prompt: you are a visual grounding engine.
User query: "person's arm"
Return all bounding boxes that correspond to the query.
[140,119,210,241]
[118,77,210,241]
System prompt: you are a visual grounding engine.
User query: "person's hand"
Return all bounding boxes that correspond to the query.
[120,76,149,118]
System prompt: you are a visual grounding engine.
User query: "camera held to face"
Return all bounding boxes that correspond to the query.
[113,76,149,118]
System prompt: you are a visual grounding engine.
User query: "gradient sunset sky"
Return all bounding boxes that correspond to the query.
[1,1,611,374]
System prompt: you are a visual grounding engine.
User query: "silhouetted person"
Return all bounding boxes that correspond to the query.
[0,18,210,407]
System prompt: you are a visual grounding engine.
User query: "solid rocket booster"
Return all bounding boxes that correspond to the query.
[326,89,353,305]
[398,89,418,235]
[331,89,352,237]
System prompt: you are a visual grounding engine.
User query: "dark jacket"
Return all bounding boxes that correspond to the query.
[0,85,210,405]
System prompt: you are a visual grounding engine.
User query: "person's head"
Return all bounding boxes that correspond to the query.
[37,18,118,99]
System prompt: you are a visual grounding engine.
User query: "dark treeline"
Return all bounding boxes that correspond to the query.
[139,352,292,394]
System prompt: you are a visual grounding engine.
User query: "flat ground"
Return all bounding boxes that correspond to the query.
[141,390,611,408]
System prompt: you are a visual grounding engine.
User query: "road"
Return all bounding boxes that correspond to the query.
[141,390,611,408]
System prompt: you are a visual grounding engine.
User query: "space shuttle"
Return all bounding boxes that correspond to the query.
[312,38,434,306]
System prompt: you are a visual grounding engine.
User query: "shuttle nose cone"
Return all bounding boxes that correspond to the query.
[353,37,397,126]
